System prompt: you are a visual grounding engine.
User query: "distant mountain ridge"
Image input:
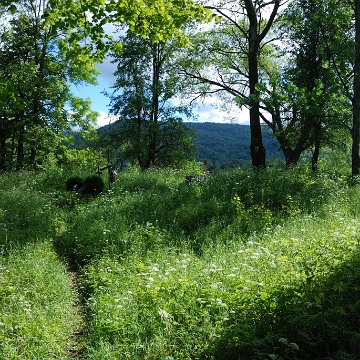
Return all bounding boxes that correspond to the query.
[186,122,281,167]
[72,121,282,167]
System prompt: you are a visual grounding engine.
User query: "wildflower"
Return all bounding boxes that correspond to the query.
[158,308,170,319]
[279,338,288,345]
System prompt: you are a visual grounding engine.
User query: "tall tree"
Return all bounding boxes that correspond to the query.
[178,0,283,168]
[0,0,211,171]
[353,0,360,176]
[261,0,352,168]
[107,32,196,169]
[243,0,280,168]
[0,0,98,170]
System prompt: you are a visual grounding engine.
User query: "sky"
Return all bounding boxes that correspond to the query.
[71,58,250,128]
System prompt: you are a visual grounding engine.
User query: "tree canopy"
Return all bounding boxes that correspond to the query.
[105,31,197,169]
[1,0,360,174]
[0,0,210,171]
[0,0,99,170]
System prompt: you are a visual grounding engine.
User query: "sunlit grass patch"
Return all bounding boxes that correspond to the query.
[80,207,360,359]
[1,163,360,359]
[0,242,81,359]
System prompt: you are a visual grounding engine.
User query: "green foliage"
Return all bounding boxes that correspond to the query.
[53,163,346,267]
[0,242,80,358]
[53,147,103,172]
[66,176,85,191]
[0,0,100,172]
[273,0,353,167]
[0,172,59,254]
[107,32,197,169]
[1,161,360,359]
[80,211,360,359]
[84,175,105,195]
[44,0,211,62]
[186,122,281,167]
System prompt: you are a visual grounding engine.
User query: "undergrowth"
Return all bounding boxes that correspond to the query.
[0,242,80,359]
[0,162,359,359]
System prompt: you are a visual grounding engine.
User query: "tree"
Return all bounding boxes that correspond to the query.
[38,0,211,63]
[353,0,360,176]
[0,0,99,171]
[177,0,283,168]
[0,0,211,171]
[261,0,352,169]
[243,0,280,168]
[106,32,196,169]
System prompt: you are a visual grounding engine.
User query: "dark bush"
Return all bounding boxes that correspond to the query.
[84,175,105,195]
[66,176,84,192]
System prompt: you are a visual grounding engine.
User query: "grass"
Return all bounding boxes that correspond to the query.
[0,161,360,359]
[79,210,360,359]
[0,242,81,359]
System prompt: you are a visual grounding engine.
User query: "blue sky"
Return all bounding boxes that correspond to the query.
[71,59,250,128]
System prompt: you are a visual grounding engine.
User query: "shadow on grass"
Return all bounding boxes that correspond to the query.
[207,248,360,360]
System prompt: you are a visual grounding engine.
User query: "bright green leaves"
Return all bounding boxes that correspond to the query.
[68,95,99,136]
[7,3,16,12]
[44,0,211,61]
[106,32,197,169]
[0,0,104,170]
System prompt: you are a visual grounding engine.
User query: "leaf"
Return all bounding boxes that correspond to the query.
[8,4,17,14]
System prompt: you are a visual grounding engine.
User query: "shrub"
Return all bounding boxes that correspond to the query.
[65,176,84,192]
[84,175,105,195]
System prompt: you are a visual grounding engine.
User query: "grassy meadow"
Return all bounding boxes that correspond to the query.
[1,159,360,359]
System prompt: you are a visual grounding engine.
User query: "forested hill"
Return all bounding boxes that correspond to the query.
[185,122,281,167]
[90,121,282,168]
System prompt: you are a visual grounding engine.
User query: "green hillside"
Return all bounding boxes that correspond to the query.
[89,121,282,168]
[186,122,281,167]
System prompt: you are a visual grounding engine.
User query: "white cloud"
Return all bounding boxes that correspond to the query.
[96,111,112,127]
[195,101,249,124]
[94,103,249,129]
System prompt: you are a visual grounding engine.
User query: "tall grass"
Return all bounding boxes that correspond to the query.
[1,162,359,359]
[0,242,81,359]
[80,209,360,359]
[53,165,345,266]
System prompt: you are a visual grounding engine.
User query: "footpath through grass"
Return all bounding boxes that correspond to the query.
[1,164,360,359]
[0,243,81,359]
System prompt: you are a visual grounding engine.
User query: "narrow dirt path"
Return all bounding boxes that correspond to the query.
[64,268,88,359]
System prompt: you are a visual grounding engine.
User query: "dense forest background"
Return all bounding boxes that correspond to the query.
[71,122,282,168]
[2,0,360,174]
[186,122,281,167]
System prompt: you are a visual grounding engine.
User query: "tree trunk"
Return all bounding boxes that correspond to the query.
[0,120,7,171]
[16,127,25,171]
[312,140,320,172]
[245,0,266,168]
[30,146,37,170]
[312,121,321,172]
[352,0,360,176]
[0,136,6,172]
